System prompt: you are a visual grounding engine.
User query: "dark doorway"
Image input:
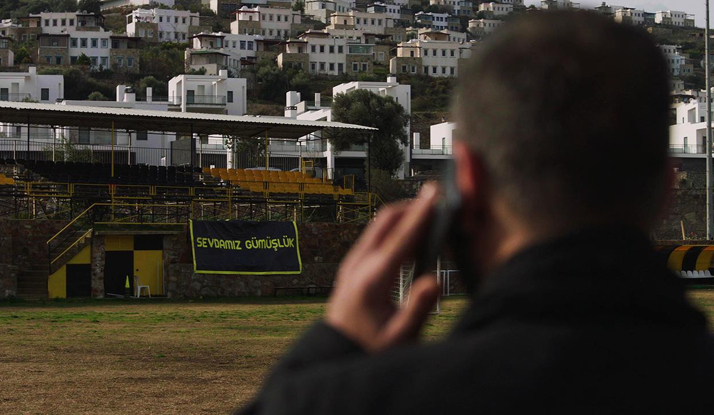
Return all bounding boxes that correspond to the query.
[104,251,134,296]
[66,264,91,297]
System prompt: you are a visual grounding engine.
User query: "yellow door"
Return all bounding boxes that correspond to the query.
[133,250,163,296]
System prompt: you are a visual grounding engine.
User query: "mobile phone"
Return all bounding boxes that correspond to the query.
[412,160,462,279]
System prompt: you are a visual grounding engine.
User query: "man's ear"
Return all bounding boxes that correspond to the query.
[453,141,485,220]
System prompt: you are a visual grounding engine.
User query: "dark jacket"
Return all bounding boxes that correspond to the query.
[239,228,714,414]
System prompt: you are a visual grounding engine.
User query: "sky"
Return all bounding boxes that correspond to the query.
[524,1,709,28]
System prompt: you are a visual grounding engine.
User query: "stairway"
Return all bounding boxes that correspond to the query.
[16,228,92,300]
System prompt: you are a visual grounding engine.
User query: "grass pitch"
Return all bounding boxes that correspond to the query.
[1,291,713,414]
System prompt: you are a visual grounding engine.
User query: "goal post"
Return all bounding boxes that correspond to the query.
[395,257,442,315]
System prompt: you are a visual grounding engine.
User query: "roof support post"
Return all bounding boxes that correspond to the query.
[190,123,195,171]
[26,116,30,161]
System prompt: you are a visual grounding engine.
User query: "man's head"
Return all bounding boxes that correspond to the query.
[455,11,670,241]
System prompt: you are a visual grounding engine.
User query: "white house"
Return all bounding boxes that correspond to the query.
[540,0,578,9]
[659,45,692,77]
[187,32,261,75]
[304,0,355,23]
[390,30,472,77]
[367,3,402,20]
[0,67,64,141]
[33,11,104,34]
[230,6,301,39]
[468,18,504,36]
[67,31,113,67]
[415,12,452,31]
[126,9,200,42]
[478,2,514,17]
[328,10,395,35]
[429,0,474,17]
[168,70,247,116]
[613,8,645,25]
[655,10,695,27]
[101,0,175,10]
[283,76,412,178]
[669,91,709,155]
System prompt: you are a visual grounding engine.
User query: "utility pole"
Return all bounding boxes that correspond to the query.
[707,0,713,239]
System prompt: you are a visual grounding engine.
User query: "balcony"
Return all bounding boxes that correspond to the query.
[269,140,328,153]
[413,145,453,155]
[669,144,706,155]
[169,95,227,106]
[0,93,32,102]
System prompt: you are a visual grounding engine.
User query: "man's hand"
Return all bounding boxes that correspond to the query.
[326,184,441,352]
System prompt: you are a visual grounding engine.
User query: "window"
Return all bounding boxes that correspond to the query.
[423,66,428,74]
[432,66,437,74]
[240,40,246,49]
[91,38,98,48]
[247,41,253,50]
[80,38,87,47]
[182,34,186,40]
[159,16,163,22]
[116,56,124,67]
[338,63,344,73]
[410,50,414,57]
[378,52,384,61]
[310,62,316,73]
[450,49,455,57]
[319,45,324,53]
[262,14,266,21]
[55,55,62,65]
[91,56,97,66]
[70,56,77,64]
[148,30,154,37]
[311,44,316,53]
[101,38,108,48]
[378,19,382,25]
[329,45,334,53]
[127,57,134,67]
[159,32,164,39]
[329,62,334,71]
[442,49,446,57]
[338,45,343,54]
[61,18,66,26]
[182,17,186,24]
[353,62,359,71]
[442,66,446,74]
[71,38,78,47]
[371,19,375,25]
[101,56,108,67]
[450,67,455,75]
[175,17,179,23]
[139,29,146,37]
[136,131,148,141]
[69,18,74,26]
[41,88,49,101]
[227,91,234,103]
[44,19,49,27]
[411,65,416,74]
[53,19,57,27]
[402,64,407,72]
[361,62,368,71]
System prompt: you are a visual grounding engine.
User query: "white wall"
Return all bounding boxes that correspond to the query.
[168,71,247,115]
[429,121,455,149]
[127,9,199,42]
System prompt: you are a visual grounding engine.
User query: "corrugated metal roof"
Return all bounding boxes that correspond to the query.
[0,101,376,139]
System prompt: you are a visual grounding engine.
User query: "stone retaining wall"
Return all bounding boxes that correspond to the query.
[163,222,364,298]
[0,220,66,298]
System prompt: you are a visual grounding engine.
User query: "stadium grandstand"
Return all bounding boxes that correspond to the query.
[0,101,379,300]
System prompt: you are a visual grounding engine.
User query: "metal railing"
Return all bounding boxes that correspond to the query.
[0,139,228,167]
[0,93,32,102]
[169,95,227,106]
[412,145,453,155]
[669,144,707,155]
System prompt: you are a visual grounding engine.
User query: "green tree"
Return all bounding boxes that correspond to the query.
[75,52,91,65]
[139,44,186,81]
[328,89,409,175]
[256,63,290,102]
[138,76,168,98]
[87,91,108,100]
[14,46,31,64]
[292,0,304,13]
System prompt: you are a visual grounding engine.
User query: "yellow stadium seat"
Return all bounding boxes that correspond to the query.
[202,167,211,174]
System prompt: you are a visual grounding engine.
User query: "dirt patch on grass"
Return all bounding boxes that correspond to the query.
[3,290,711,414]
[0,297,467,414]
